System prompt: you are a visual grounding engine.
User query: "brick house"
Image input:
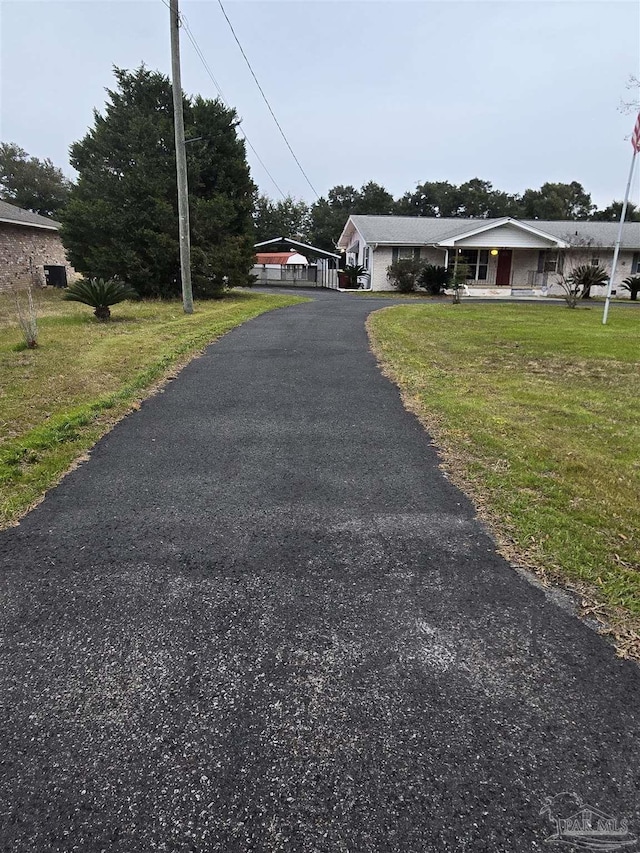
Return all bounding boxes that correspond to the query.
[0,199,76,292]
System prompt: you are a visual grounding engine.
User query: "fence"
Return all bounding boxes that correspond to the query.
[252,264,338,289]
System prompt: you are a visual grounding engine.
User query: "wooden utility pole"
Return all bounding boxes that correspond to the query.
[170,0,193,314]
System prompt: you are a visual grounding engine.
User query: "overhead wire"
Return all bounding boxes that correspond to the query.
[215,0,320,199]
[160,0,288,199]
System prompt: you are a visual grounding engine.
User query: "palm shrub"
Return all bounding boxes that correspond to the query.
[568,264,609,299]
[64,277,138,321]
[418,264,452,295]
[342,264,368,289]
[622,274,640,301]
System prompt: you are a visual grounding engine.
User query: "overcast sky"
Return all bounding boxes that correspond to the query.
[1,0,639,209]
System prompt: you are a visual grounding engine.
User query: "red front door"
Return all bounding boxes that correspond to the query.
[496,250,512,286]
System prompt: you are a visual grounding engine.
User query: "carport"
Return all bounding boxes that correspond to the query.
[254,237,340,288]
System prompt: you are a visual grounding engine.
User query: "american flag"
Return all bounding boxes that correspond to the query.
[632,112,640,153]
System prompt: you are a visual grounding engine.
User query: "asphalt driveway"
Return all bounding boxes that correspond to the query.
[1,290,638,852]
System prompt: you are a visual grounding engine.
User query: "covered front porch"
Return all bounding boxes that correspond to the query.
[440,220,569,295]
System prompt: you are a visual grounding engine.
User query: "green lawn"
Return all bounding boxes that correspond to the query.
[0,288,305,527]
[367,302,640,637]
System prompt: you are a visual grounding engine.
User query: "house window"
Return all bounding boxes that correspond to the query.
[632,252,640,274]
[363,246,370,269]
[538,249,564,274]
[591,257,600,267]
[448,249,488,280]
[392,247,421,262]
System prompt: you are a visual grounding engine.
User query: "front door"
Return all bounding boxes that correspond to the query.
[496,250,512,286]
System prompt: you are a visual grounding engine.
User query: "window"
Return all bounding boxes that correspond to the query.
[538,250,564,274]
[398,247,416,260]
[632,252,640,274]
[448,249,488,280]
[392,247,421,262]
[363,247,370,269]
[591,257,600,267]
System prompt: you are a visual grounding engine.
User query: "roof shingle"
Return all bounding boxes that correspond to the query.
[0,199,61,230]
[345,215,640,250]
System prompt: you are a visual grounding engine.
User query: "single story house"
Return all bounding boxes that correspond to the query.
[337,215,640,296]
[0,199,75,292]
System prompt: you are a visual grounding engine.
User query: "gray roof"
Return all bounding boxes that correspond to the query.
[346,215,640,250]
[0,199,61,230]
[254,236,340,259]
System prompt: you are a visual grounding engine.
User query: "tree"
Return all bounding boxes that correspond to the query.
[358,181,396,214]
[520,181,595,220]
[396,180,461,217]
[591,200,640,222]
[307,181,397,251]
[253,195,309,243]
[0,142,72,217]
[456,179,520,218]
[61,66,255,299]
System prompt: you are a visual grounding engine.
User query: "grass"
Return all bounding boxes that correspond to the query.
[0,288,305,527]
[367,302,640,646]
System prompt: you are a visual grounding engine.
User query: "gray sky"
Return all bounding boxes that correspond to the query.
[2,0,639,209]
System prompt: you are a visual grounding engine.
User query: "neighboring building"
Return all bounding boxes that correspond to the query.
[338,215,640,295]
[0,199,75,292]
[253,237,340,288]
[255,251,309,266]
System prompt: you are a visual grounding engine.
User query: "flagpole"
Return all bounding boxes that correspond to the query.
[602,152,637,324]
[603,111,640,325]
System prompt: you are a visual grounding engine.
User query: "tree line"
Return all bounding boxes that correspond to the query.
[254,179,640,252]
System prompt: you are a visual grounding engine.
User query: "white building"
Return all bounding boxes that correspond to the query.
[337,215,640,296]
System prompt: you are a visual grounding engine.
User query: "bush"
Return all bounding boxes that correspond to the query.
[387,259,423,293]
[568,264,609,299]
[418,264,452,295]
[342,264,368,290]
[64,277,138,321]
[622,274,640,301]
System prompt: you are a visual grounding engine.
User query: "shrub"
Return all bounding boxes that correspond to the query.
[387,259,423,293]
[13,286,38,348]
[64,277,138,321]
[568,264,609,299]
[622,274,640,301]
[418,264,452,295]
[342,264,368,290]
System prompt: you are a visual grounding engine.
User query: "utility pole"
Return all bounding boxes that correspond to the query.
[170,0,193,314]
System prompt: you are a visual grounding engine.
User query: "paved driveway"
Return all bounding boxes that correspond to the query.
[1,290,638,852]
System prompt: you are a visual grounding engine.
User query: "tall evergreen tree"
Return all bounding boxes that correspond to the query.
[61,66,255,299]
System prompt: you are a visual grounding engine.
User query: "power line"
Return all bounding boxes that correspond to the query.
[215,0,320,200]
[161,0,288,199]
